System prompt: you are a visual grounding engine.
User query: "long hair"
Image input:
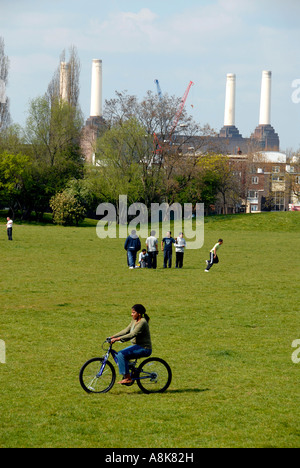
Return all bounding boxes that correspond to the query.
[132,304,150,322]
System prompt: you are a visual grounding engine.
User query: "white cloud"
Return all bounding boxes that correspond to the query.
[75,2,257,55]
[83,8,160,53]
[1,0,299,148]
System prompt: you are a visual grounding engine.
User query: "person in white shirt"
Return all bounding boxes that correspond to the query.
[6,217,13,241]
[138,249,149,268]
[205,239,223,272]
[146,230,158,269]
[174,232,186,268]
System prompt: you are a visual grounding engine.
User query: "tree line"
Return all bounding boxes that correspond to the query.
[4,39,295,225]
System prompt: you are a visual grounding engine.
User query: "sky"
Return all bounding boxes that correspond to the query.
[0,0,300,150]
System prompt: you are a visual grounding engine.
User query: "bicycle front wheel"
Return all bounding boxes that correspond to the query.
[79,358,116,394]
[137,357,172,394]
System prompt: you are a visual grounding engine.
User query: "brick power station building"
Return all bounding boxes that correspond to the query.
[69,61,299,213]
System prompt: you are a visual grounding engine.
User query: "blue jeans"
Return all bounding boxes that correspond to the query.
[117,345,152,375]
[127,250,137,268]
[163,250,172,268]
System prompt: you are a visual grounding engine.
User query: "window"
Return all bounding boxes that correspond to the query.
[273,192,285,211]
[272,175,284,182]
[252,176,259,184]
[295,176,300,185]
[248,191,258,199]
[251,205,258,212]
[272,166,280,173]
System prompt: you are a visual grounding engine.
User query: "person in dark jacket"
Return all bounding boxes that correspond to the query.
[124,230,141,269]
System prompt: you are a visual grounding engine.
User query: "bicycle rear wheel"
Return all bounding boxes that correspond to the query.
[137,357,172,394]
[79,358,116,394]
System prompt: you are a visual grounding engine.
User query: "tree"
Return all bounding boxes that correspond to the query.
[102,90,217,207]
[50,189,86,226]
[23,95,84,219]
[0,151,30,215]
[47,45,81,109]
[0,123,25,155]
[94,117,144,218]
[287,150,300,202]
[25,96,83,166]
[0,37,11,131]
[195,154,242,213]
[214,156,242,214]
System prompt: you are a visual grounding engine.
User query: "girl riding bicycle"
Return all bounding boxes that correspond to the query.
[109,304,152,385]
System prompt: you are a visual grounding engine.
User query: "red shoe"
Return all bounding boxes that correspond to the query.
[118,377,133,385]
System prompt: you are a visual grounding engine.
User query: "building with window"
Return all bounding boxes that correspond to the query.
[228,151,300,213]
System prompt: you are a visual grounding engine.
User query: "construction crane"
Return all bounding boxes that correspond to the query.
[154,79,163,102]
[153,80,194,154]
[168,80,194,141]
[154,79,168,137]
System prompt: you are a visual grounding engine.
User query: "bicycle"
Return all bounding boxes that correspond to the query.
[79,339,172,394]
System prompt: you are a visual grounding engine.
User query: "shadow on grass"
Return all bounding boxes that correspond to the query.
[166,388,210,394]
[112,387,210,396]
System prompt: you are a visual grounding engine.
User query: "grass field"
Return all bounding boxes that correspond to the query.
[0,212,300,448]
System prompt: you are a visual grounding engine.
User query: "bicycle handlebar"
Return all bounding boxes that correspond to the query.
[102,338,112,351]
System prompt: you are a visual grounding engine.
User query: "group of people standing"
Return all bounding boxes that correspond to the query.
[124,230,186,270]
[124,230,223,272]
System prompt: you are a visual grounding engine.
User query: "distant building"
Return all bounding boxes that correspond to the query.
[81,116,106,164]
[218,71,279,154]
[227,151,300,213]
[81,59,106,164]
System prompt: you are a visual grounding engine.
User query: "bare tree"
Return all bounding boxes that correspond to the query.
[102,90,217,205]
[47,45,81,109]
[286,149,300,203]
[67,45,81,108]
[0,37,11,131]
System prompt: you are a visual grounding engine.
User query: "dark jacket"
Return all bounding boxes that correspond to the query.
[124,235,141,252]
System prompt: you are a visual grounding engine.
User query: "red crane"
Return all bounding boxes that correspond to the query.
[153,80,194,154]
[168,80,194,140]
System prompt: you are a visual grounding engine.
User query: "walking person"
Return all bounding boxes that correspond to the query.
[205,239,223,272]
[146,230,158,269]
[161,231,175,268]
[124,230,141,269]
[175,232,186,268]
[6,217,13,241]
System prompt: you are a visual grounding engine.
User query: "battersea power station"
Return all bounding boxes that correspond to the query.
[218,70,279,154]
[77,61,280,162]
[67,60,299,214]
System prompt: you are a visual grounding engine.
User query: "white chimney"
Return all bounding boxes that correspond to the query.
[90,59,102,117]
[60,62,69,103]
[259,71,271,126]
[224,73,236,126]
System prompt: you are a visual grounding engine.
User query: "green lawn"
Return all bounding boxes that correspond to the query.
[0,212,300,448]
